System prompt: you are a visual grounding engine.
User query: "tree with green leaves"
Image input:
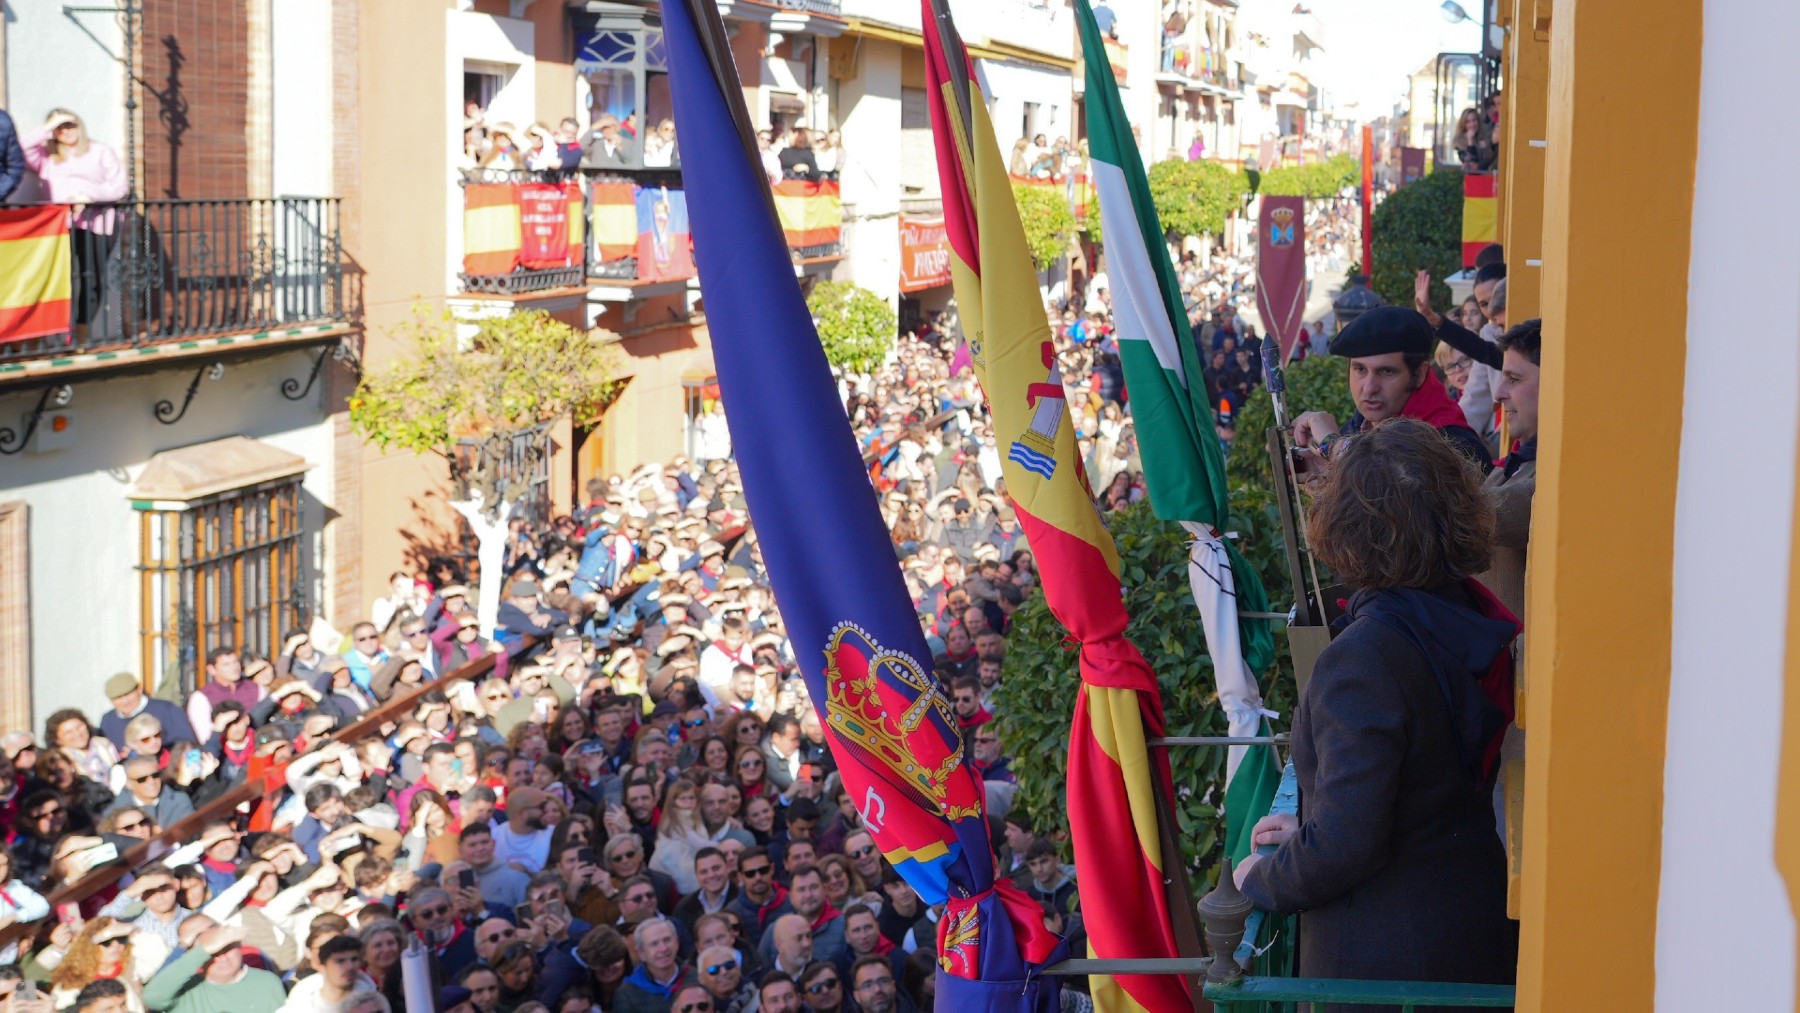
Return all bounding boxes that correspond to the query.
[1145,158,1246,239]
[350,308,620,633]
[1370,168,1465,310]
[807,280,897,373]
[1257,153,1359,199]
[1010,182,1077,270]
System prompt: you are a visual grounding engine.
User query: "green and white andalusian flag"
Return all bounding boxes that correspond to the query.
[1075,0,1280,865]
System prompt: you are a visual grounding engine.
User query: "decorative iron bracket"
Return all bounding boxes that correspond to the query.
[0,385,75,456]
[155,362,223,425]
[280,340,350,401]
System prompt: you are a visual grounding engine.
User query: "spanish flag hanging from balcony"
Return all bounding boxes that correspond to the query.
[463,183,521,276]
[0,205,73,342]
[771,178,843,250]
[590,181,638,263]
[925,3,1190,1012]
[1462,171,1498,267]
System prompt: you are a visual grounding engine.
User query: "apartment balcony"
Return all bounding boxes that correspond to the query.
[457,167,843,305]
[0,197,347,378]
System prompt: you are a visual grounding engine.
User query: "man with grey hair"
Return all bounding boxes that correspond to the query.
[409,886,481,975]
[611,918,689,1013]
[696,943,755,1012]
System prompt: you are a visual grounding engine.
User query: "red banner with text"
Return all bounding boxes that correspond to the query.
[898,213,952,293]
[518,183,571,269]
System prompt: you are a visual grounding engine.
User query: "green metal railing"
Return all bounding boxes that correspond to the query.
[1045,746,1516,1012]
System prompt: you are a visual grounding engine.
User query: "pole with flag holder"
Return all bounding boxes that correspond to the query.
[1261,335,1340,693]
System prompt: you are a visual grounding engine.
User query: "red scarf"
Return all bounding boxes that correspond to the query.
[1399,372,1471,430]
[755,883,790,929]
[418,919,467,958]
[808,901,842,934]
[872,932,897,956]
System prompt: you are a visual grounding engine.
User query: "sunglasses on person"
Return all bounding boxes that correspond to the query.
[679,1002,713,1013]
[704,959,739,975]
[681,717,707,729]
[115,818,148,833]
[848,845,877,859]
[609,848,641,862]
[737,758,763,770]
[481,927,516,946]
[414,903,451,919]
[739,863,772,879]
[807,977,842,994]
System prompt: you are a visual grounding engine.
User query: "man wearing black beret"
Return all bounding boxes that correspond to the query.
[1291,306,1494,474]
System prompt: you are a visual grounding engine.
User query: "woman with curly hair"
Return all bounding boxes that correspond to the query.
[45,708,119,787]
[646,779,708,894]
[1234,417,1517,994]
[549,704,591,756]
[44,916,160,1011]
[719,712,764,754]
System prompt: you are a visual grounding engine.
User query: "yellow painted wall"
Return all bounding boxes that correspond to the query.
[1515,0,1700,1008]
[593,299,712,479]
[1500,0,1549,321]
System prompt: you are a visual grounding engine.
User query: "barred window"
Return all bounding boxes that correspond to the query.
[138,477,305,693]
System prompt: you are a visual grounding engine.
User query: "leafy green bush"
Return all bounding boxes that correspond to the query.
[1370,168,1464,310]
[1011,182,1078,270]
[1145,159,1247,238]
[806,281,897,373]
[1257,154,1359,199]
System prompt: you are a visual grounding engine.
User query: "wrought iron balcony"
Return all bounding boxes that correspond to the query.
[0,197,344,365]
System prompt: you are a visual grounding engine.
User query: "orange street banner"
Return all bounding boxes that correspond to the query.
[772,179,843,249]
[463,183,521,276]
[899,213,952,293]
[0,205,73,342]
[591,181,638,263]
[1462,171,1497,267]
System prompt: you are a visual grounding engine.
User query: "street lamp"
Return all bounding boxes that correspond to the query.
[1439,0,1474,23]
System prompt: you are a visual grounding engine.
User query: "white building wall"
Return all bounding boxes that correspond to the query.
[3,5,128,201]
[271,0,335,199]
[0,352,336,727]
[443,10,538,294]
[836,40,904,309]
[1656,0,1800,1007]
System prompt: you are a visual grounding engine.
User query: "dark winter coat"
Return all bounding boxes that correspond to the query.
[1240,586,1516,1011]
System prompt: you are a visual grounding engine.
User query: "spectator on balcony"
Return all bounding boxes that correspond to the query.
[811,130,839,180]
[0,107,25,202]
[481,123,525,172]
[1092,0,1119,39]
[1007,138,1031,177]
[557,118,585,171]
[644,119,678,168]
[756,129,782,185]
[22,109,128,329]
[527,123,563,173]
[583,115,635,170]
[1454,107,1496,172]
[778,129,820,182]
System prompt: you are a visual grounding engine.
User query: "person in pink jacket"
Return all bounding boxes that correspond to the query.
[22,108,128,328]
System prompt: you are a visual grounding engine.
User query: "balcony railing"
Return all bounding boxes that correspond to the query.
[771,0,842,13]
[459,167,843,295]
[0,197,344,364]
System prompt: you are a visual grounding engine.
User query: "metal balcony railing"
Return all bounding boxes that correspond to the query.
[0,197,345,364]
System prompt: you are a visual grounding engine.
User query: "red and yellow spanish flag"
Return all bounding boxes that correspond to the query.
[1462,171,1498,267]
[591,181,639,263]
[0,206,73,342]
[772,178,843,250]
[463,183,522,276]
[923,4,1189,1012]
[565,180,586,267]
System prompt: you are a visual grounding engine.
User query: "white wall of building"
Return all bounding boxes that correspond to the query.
[978,58,1071,152]
[443,10,538,293]
[271,0,335,199]
[837,39,904,309]
[2,5,128,200]
[1657,0,1800,1006]
[0,352,336,727]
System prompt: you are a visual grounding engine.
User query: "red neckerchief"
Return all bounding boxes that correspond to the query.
[756,883,790,928]
[808,901,842,934]
[1399,372,1471,430]
[418,919,467,957]
[943,642,974,663]
[222,738,252,767]
[202,857,236,875]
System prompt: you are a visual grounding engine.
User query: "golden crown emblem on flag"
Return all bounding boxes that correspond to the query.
[1269,206,1296,226]
[823,622,981,821]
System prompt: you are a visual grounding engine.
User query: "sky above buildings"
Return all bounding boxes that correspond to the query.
[1306,0,1485,117]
